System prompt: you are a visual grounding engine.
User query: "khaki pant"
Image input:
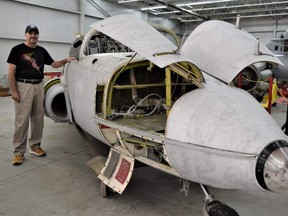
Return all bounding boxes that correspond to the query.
[13,81,44,155]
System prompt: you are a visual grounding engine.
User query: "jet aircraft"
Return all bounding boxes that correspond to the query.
[44,14,288,216]
[266,31,288,80]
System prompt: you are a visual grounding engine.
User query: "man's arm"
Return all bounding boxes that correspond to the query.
[50,57,76,68]
[8,63,20,103]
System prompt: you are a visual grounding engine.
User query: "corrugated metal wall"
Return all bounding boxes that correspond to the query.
[238,17,288,45]
[1,0,80,78]
[0,0,182,79]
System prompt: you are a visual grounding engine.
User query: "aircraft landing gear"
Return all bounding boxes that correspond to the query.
[100,181,108,197]
[100,181,118,197]
[201,184,239,216]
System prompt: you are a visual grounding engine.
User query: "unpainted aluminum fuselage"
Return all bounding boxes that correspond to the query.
[44,15,288,195]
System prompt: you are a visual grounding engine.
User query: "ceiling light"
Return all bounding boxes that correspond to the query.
[118,0,141,3]
[156,10,180,14]
[140,5,167,11]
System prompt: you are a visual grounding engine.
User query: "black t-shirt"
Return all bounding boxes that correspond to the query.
[7,43,54,79]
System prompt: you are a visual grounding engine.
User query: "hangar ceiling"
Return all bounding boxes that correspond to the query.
[106,0,288,23]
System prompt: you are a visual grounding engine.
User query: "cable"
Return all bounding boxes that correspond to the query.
[110,93,163,119]
[275,83,288,103]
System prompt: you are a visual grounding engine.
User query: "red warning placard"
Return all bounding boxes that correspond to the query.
[115,158,131,185]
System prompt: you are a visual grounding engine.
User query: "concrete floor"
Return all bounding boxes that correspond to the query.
[0,95,288,216]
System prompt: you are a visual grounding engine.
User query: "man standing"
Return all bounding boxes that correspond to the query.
[7,24,75,165]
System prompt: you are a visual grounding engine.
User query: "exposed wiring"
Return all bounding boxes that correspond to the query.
[275,84,288,103]
[109,93,163,119]
[242,76,259,83]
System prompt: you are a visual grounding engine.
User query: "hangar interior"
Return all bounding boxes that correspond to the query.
[1,0,288,80]
[1,0,288,216]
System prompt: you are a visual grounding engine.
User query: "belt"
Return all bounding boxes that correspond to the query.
[16,78,42,84]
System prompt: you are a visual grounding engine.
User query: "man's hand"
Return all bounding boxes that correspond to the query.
[11,91,20,103]
[67,57,77,62]
[51,57,77,68]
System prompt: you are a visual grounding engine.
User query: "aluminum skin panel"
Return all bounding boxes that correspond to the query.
[164,73,288,189]
[164,137,258,190]
[98,149,135,194]
[90,14,192,68]
[64,54,133,144]
[165,73,287,154]
[181,20,282,83]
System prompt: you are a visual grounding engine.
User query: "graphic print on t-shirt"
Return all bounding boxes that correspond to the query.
[21,53,41,72]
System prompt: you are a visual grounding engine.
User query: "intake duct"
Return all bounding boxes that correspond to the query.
[44,78,69,123]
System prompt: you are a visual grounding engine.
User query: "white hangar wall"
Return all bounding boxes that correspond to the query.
[0,0,80,79]
[0,0,182,80]
[241,17,288,45]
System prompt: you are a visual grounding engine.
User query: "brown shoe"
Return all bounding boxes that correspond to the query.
[29,148,46,157]
[12,155,25,166]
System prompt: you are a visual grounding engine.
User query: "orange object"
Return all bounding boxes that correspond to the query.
[44,72,62,79]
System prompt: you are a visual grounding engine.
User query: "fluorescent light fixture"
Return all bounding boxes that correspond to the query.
[140,5,167,11]
[177,17,202,22]
[118,0,141,3]
[151,10,180,15]
[156,10,180,14]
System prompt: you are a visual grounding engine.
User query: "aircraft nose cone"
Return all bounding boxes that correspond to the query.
[256,140,288,192]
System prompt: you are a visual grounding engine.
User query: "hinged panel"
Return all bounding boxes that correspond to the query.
[98,149,135,194]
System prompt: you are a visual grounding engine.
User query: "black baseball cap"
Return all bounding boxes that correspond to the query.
[25,24,39,34]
